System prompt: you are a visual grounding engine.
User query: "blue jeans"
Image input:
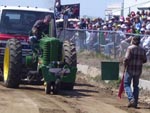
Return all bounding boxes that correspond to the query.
[29,36,39,53]
[124,72,140,105]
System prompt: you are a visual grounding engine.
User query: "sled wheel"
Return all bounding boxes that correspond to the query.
[53,79,60,94]
[45,82,51,94]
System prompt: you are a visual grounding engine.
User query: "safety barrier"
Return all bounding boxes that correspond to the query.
[57,28,148,59]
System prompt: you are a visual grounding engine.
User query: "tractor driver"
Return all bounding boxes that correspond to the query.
[29,15,51,51]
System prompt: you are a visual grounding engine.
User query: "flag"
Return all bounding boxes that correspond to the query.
[118,73,125,98]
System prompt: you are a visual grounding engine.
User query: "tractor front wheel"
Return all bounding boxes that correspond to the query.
[3,38,22,88]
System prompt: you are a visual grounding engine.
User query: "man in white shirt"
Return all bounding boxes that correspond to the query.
[140,30,150,61]
[141,30,150,48]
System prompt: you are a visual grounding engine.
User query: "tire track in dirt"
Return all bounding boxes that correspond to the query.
[75,71,150,113]
[19,85,77,113]
[11,80,150,113]
[0,85,39,113]
[0,73,150,113]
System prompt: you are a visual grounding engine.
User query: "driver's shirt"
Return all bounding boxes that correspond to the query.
[32,19,49,39]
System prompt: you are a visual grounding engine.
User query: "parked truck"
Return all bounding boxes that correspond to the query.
[0,5,54,78]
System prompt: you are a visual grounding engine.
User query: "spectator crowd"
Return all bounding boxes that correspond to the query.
[55,0,79,20]
[68,10,150,33]
[57,9,150,61]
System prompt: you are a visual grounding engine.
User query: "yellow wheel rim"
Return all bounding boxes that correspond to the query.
[3,47,10,81]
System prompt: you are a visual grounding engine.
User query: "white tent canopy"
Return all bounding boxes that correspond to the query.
[138,2,150,10]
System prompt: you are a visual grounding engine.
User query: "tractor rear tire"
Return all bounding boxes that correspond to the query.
[3,38,22,88]
[62,41,77,90]
[63,41,77,67]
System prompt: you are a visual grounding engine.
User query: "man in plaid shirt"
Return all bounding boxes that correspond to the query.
[123,36,147,108]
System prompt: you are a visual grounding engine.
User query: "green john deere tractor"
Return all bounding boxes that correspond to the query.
[3,29,77,95]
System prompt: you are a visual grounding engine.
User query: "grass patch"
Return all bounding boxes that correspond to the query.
[143,64,150,69]
[78,51,116,61]
[78,50,150,80]
[89,75,121,89]
[106,79,121,88]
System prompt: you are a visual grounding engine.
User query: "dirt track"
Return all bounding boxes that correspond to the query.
[0,74,150,113]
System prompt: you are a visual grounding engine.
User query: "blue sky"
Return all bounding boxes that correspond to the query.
[61,0,122,18]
